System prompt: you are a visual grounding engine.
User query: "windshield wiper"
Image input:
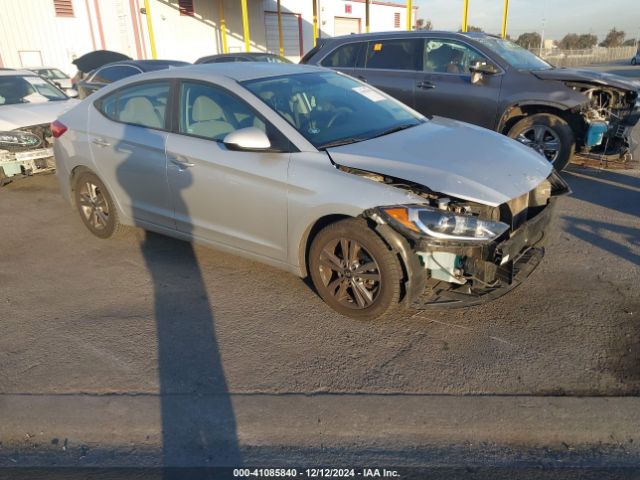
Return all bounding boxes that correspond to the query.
[370,123,419,139]
[317,137,367,150]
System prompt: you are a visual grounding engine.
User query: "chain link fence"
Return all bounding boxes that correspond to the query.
[531,46,637,67]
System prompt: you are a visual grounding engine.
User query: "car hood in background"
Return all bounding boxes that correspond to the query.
[532,68,640,91]
[0,99,79,130]
[327,118,552,207]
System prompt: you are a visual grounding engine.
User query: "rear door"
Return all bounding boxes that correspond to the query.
[415,38,502,128]
[88,80,173,227]
[350,38,423,108]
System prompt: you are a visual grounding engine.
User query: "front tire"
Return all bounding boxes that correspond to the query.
[632,58,637,65]
[309,218,403,320]
[74,172,123,239]
[507,113,575,171]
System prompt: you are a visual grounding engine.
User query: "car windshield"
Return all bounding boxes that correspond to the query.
[36,68,68,80]
[474,37,553,70]
[242,72,424,149]
[0,75,67,105]
[254,55,292,64]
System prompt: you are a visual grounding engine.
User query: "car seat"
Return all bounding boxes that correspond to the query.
[190,95,234,140]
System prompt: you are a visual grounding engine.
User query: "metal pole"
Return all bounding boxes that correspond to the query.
[143,0,157,59]
[219,0,228,53]
[312,0,318,46]
[241,0,250,52]
[501,0,509,39]
[277,0,284,56]
[406,0,412,31]
[461,0,469,32]
[365,0,370,33]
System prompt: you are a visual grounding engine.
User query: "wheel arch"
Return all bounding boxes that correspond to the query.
[298,213,354,278]
[68,165,99,208]
[497,102,585,137]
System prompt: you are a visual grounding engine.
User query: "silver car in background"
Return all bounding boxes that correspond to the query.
[53,63,569,319]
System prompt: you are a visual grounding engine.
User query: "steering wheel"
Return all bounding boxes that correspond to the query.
[327,107,352,128]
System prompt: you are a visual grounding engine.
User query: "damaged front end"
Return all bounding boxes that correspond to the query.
[567,82,640,162]
[361,170,570,309]
[0,124,55,184]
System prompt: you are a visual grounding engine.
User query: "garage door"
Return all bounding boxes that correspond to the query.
[264,12,302,60]
[334,17,360,36]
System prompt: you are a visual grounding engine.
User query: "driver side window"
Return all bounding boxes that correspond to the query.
[423,39,487,74]
[178,81,289,150]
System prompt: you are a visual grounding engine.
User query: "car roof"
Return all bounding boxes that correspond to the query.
[99,60,190,71]
[0,69,41,77]
[133,62,326,82]
[324,30,490,42]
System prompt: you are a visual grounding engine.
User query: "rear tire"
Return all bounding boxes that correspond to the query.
[632,58,637,65]
[309,218,403,320]
[74,172,124,239]
[507,113,575,171]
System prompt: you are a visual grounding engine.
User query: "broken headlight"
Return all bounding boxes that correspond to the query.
[0,131,42,149]
[381,205,509,242]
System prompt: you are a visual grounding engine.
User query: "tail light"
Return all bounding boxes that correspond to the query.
[51,120,67,138]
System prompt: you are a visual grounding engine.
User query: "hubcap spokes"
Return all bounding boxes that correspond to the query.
[79,182,109,230]
[318,238,381,309]
[516,125,561,163]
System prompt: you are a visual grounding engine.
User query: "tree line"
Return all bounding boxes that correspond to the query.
[414,20,637,50]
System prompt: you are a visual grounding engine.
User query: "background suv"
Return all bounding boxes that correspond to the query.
[302,31,640,170]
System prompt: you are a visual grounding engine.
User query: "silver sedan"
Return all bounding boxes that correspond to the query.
[53,63,568,319]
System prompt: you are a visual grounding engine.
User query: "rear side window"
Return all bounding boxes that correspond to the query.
[92,65,141,84]
[364,39,422,71]
[96,81,170,130]
[321,43,363,68]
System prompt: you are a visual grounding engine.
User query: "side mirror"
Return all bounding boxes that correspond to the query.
[223,127,271,151]
[469,61,499,84]
[66,89,79,98]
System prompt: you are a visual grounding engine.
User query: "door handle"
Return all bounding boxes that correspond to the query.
[168,155,195,169]
[356,75,368,83]
[91,138,111,147]
[416,80,436,90]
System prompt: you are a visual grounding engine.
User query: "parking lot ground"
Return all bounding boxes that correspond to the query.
[2,65,640,471]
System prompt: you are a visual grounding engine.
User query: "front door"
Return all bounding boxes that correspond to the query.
[166,80,290,261]
[415,39,502,129]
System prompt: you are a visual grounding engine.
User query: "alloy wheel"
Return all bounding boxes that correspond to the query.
[317,237,381,309]
[78,181,109,231]
[515,125,561,163]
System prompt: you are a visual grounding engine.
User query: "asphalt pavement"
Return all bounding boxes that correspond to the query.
[1,63,639,475]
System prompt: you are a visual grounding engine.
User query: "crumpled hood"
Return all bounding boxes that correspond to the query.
[327,118,552,207]
[532,68,640,91]
[0,99,79,131]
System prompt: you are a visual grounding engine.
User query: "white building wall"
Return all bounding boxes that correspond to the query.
[0,0,96,74]
[0,0,418,71]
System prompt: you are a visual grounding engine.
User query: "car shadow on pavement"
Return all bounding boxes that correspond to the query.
[561,167,640,266]
[115,126,241,475]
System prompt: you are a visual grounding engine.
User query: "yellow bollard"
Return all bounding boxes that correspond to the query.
[241,0,251,52]
[219,0,228,53]
[365,0,370,33]
[277,0,284,57]
[501,0,509,38]
[461,0,469,32]
[143,0,157,59]
[406,0,412,31]
[312,0,318,47]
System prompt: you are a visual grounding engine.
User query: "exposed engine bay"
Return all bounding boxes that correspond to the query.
[340,164,570,308]
[566,82,639,162]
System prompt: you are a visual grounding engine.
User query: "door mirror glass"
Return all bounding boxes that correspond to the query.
[223,127,271,151]
[469,61,499,75]
[66,88,79,98]
[469,61,498,84]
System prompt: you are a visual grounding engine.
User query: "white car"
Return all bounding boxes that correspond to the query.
[0,69,78,183]
[30,66,75,93]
